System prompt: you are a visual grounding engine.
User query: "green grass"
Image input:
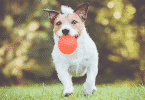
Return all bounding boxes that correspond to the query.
[0,83,145,100]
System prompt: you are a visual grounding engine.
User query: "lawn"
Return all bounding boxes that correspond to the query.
[0,83,145,100]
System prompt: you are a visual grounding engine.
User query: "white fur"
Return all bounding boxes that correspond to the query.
[51,5,98,97]
[61,5,74,16]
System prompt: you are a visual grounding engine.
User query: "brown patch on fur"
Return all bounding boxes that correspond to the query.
[53,14,65,34]
[68,13,85,34]
[53,13,85,35]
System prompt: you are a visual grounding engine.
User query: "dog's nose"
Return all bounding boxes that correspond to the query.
[62,29,69,36]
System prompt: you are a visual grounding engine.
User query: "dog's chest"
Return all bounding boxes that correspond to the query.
[66,49,89,77]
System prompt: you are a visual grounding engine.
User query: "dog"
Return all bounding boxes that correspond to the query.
[43,3,98,97]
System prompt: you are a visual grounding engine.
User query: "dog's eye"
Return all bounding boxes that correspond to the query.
[56,22,62,25]
[72,20,78,24]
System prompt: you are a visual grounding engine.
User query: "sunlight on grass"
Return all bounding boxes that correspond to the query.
[0,83,145,100]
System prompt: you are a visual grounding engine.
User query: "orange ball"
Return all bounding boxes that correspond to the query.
[58,36,77,54]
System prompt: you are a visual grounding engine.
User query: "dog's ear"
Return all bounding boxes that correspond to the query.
[43,9,59,24]
[74,3,89,21]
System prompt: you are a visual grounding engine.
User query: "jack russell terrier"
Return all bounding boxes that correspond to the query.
[43,3,98,97]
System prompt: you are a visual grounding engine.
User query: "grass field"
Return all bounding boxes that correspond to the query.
[0,83,145,100]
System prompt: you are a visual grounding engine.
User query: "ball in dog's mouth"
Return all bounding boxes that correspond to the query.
[58,36,77,54]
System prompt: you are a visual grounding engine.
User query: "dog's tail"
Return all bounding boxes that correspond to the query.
[61,5,74,16]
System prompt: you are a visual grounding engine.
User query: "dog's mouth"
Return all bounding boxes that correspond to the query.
[74,34,79,39]
[59,34,80,39]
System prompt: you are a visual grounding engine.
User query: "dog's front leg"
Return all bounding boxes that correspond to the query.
[55,63,74,97]
[83,62,98,96]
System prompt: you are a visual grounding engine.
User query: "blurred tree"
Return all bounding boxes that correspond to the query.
[132,0,145,84]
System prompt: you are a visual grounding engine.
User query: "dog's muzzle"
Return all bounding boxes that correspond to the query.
[60,29,80,39]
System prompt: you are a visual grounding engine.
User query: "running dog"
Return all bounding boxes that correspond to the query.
[43,3,98,97]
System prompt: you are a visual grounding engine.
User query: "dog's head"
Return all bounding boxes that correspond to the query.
[43,3,89,39]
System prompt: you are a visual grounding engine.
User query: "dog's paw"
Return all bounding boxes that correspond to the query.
[84,88,97,96]
[64,92,73,97]
[83,82,97,96]
[63,87,74,97]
